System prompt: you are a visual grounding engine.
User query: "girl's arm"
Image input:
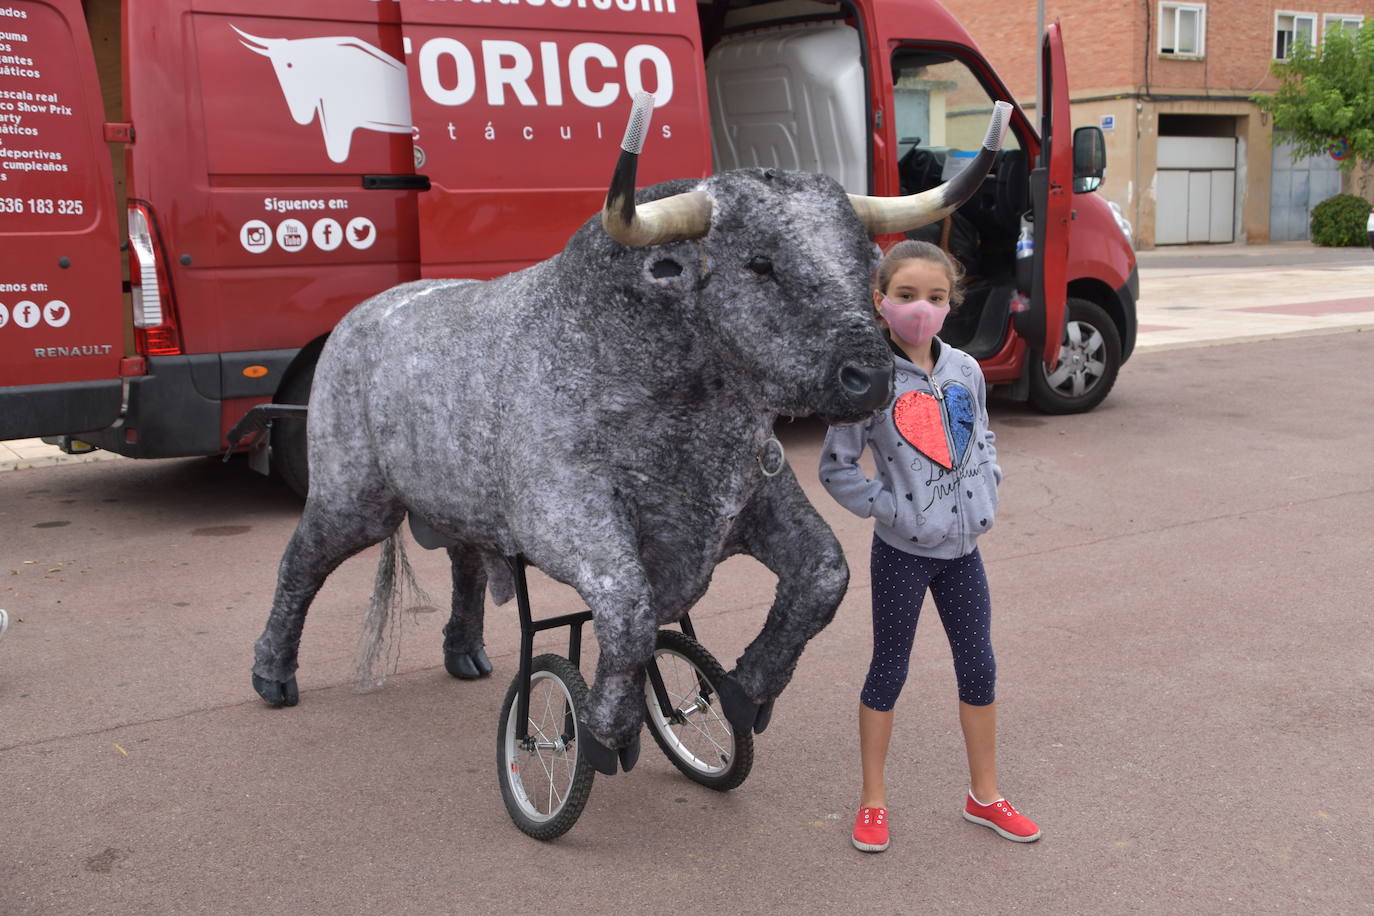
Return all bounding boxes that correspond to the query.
[819,422,898,522]
[975,363,1002,485]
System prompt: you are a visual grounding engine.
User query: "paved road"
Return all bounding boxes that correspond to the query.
[2,329,1371,913]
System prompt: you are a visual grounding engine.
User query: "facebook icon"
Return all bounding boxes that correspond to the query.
[13,300,41,329]
[312,217,344,252]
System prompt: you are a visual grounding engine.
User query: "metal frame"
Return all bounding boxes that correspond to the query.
[505,554,704,742]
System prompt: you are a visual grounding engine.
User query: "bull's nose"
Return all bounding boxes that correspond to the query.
[837,362,893,411]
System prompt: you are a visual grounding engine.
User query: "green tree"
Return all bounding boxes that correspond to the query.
[1254,22,1374,171]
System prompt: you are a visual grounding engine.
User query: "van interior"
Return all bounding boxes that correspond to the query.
[702,0,1030,360]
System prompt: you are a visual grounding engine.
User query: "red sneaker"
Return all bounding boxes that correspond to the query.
[963,792,1041,842]
[852,806,889,852]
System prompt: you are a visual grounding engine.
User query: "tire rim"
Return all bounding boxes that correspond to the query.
[645,649,734,775]
[1039,319,1107,399]
[503,670,579,823]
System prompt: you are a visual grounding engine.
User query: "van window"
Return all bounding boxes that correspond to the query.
[892,51,1020,167]
[888,49,1028,332]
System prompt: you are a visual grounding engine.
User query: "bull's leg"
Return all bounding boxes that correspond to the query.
[252,494,406,706]
[442,544,492,679]
[563,547,658,776]
[719,468,850,734]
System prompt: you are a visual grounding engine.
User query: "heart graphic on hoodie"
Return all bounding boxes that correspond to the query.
[892,383,975,470]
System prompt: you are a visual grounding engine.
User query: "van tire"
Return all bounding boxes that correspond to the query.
[271,360,315,500]
[1029,298,1121,414]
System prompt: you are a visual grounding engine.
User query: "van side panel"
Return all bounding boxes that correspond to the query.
[125,2,421,358]
[0,0,124,437]
[397,0,712,278]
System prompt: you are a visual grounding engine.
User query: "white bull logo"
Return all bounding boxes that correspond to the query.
[233,25,413,163]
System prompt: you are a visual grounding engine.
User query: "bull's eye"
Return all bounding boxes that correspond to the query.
[651,258,683,278]
[747,256,774,276]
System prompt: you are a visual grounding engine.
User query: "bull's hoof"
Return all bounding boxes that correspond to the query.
[719,673,772,735]
[753,698,776,734]
[618,735,641,773]
[253,673,299,707]
[444,646,493,680]
[578,730,641,776]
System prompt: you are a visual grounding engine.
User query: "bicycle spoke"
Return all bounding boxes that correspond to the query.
[683,713,730,759]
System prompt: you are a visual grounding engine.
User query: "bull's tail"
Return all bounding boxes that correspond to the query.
[355,531,433,692]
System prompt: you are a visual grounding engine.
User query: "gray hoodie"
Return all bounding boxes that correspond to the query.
[819,339,1001,559]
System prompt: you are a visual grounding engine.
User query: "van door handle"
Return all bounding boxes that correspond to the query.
[361,175,431,191]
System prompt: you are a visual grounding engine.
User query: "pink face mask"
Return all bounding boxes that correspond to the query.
[880,297,950,348]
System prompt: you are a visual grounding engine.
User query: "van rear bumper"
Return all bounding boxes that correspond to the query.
[79,350,297,458]
[0,380,123,440]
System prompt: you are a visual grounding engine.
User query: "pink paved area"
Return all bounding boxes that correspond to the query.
[1235,295,1374,316]
[2,332,1371,913]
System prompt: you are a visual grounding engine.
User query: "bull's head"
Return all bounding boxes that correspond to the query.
[232,26,320,127]
[601,93,1011,424]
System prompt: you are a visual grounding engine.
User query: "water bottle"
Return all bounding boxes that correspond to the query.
[1015,213,1034,294]
[1016,214,1034,260]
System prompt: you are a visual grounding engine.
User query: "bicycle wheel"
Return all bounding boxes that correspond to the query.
[497,654,595,840]
[643,630,753,791]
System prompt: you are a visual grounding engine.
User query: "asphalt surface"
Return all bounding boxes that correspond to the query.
[2,330,1373,914]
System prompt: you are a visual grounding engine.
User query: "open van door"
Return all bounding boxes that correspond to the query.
[0,0,125,438]
[1022,21,1071,368]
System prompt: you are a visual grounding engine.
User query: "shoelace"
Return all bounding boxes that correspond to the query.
[861,808,886,825]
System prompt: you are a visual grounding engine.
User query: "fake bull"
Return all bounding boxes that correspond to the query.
[252,94,1012,774]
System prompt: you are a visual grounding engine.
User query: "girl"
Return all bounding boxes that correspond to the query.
[819,240,1039,853]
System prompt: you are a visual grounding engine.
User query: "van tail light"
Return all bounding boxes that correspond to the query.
[127,203,183,356]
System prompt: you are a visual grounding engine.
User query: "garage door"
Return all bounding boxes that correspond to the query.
[1156,137,1237,245]
[1270,141,1342,241]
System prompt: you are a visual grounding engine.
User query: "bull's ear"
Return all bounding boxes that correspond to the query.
[850,101,1013,235]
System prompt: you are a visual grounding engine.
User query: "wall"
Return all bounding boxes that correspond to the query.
[942,0,1374,246]
[941,0,1140,101]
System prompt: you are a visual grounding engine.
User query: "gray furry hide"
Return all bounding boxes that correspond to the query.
[252,168,893,756]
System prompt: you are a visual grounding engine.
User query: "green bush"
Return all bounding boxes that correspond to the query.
[1309,193,1371,247]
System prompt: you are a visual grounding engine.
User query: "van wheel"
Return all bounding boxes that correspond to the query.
[271,361,315,499]
[1029,298,1121,415]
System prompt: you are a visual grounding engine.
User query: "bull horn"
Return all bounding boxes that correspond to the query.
[601,92,713,247]
[849,100,1013,236]
[230,24,277,57]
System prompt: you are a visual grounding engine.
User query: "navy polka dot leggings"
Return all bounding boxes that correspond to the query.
[861,535,996,711]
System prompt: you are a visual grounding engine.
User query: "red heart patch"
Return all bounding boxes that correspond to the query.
[893,391,952,469]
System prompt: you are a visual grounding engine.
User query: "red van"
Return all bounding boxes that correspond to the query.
[0,0,1136,494]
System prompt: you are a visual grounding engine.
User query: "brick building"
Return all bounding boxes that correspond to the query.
[941,0,1374,247]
